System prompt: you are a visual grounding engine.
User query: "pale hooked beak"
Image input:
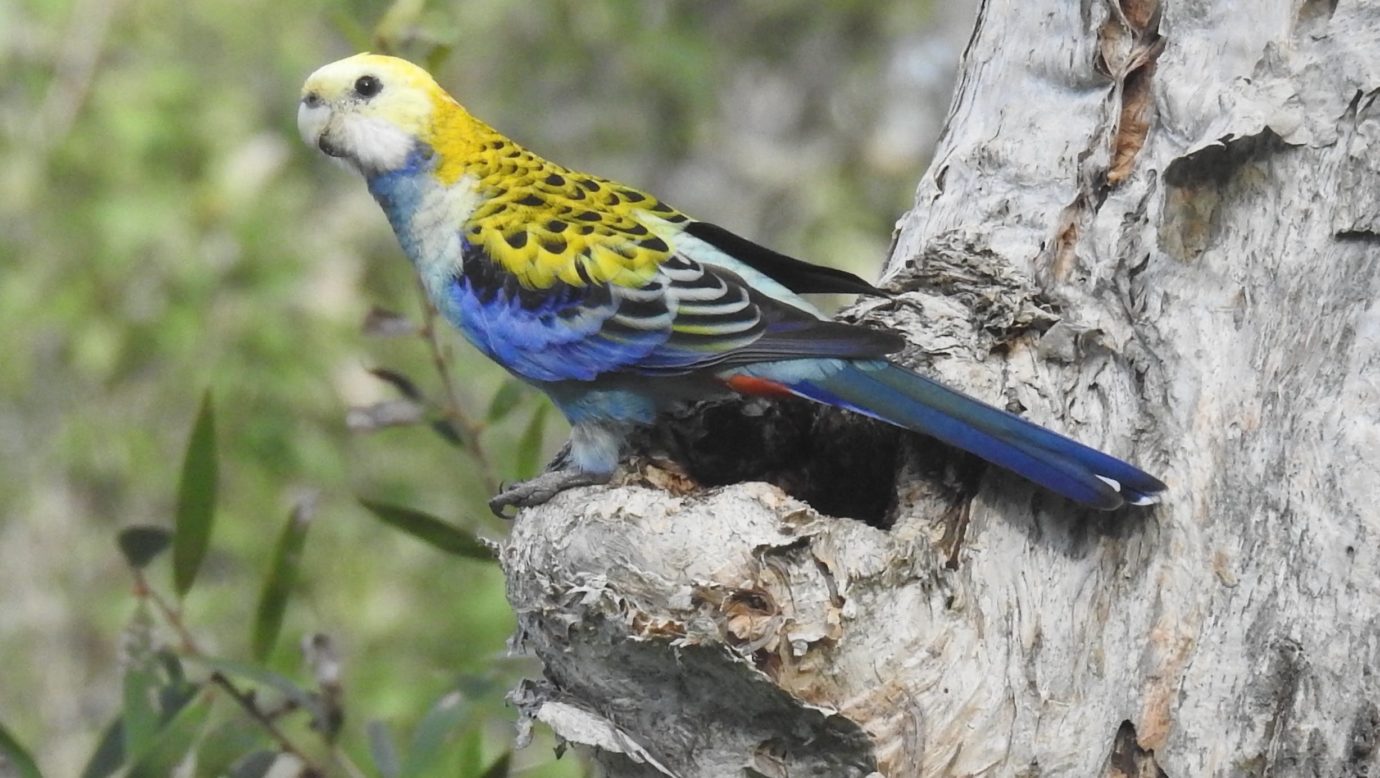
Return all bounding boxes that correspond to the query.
[297,93,342,157]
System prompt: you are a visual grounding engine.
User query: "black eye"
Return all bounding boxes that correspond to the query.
[354,75,382,98]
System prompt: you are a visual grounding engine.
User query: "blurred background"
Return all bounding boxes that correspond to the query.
[0,0,973,774]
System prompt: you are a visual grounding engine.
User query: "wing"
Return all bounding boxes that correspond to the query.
[443,238,903,384]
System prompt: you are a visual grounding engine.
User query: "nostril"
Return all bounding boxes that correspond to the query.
[302,92,322,109]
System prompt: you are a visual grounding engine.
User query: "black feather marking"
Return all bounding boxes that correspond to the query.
[575,258,595,286]
[617,295,665,320]
[684,221,889,296]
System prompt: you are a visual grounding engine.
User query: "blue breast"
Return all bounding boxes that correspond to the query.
[366,145,435,261]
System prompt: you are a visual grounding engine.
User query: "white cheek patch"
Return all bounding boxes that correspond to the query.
[339,116,419,177]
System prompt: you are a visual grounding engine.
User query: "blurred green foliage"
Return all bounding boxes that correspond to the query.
[0,0,959,773]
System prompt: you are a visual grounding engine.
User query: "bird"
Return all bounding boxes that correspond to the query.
[297,53,1166,515]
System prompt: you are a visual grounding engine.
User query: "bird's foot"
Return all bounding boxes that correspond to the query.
[489,469,611,518]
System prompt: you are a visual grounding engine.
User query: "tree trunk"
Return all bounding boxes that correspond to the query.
[501,1,1380,775]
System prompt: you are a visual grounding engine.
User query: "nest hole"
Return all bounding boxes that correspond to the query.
[633,397,908,526]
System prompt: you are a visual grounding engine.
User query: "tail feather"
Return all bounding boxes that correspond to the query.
[796,360,1165,510]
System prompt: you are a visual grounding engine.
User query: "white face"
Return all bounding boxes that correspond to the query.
[297,58,435,178]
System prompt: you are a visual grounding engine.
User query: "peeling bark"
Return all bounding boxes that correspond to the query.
[501,1,1380,775]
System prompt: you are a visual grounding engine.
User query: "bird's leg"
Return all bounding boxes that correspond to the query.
[488,422,627,517]
[488,468,610,517]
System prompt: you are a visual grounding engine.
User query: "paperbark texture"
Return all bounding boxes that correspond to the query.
[502,1,1380,775]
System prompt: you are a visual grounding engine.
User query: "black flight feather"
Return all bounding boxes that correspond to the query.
[684,221,890,297]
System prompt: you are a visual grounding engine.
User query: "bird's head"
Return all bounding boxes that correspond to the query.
[298,53,453,177]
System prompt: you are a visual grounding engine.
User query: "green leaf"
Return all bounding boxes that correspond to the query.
[486,380,526,422]
[79,717,124,778]
[367,720,401,778]
[126,695,210,778]
[400,691,470,778]
[191,719,266,778]
[156,650,186,687]
[428,418,467,448]
[359,500,493,561]
[117,526,171,570]
[514,404,550,479]
[0,720,43,778]
[154,652,198,724]
[121,662,160,762]
[477,752,511,778]
[113,641,203,776]
[172,390,218,598]
[251,496,316,662]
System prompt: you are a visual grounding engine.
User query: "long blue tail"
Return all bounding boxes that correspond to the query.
[791,360,1165,510]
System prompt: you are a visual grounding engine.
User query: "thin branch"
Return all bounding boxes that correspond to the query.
[136,571,204,657]
[134,570,329,773]
[210,672,325,771]
[414,277,501,494]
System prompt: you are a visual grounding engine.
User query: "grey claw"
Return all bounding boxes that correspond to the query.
[487,469,612,518]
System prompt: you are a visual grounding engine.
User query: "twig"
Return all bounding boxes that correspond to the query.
[211,672,325,771]
[136,571,204,657]
[414,278,501,493]
[134,570,327,772]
